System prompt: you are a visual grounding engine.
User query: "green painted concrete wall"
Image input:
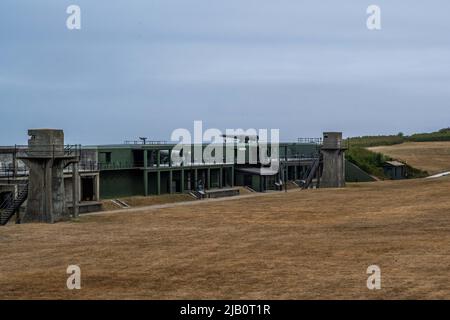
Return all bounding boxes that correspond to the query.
[252,175,261,192]
[148,172,158,195]
[345,160,376,182]
[160,171,170,194]
[95,143,322,198]
[98,147,136,168]
[96,143,320,168]
[235,173,244,186]
[100,169,144,199]
[210,169,220,188]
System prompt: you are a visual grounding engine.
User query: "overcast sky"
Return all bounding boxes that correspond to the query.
[1,1,449,145]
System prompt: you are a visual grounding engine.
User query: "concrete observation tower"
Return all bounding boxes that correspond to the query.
[320,132,347,188]
[19,129,80,223]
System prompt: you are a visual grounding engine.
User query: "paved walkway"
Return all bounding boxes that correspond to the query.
[426,171,450,179]
[84,189,299,217]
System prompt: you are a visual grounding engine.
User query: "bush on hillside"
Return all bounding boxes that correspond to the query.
[408,131,450,142]
[346,147,388,179]
[345,128,449,179]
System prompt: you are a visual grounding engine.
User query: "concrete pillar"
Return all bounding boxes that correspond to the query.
[156,150,160,167]
[169,149,172,167]
[144,171,148,196]
[15,189,20,224]
[156,170,161,195]
[45,161,54,222]
[21,129,78,223]
[284,146,288,187]
[194,169,198,190]
[12,146,17,179]
[143,150,148,196]
[231,166,234,186]
[72,162,79,218]
[320,132,346,188]
[316,164,321,188]
[143,149,148,168]
[219,167,223,188]
[207,168,211,189]
[203,171,207,190]
[181,169,185,193]
[95,173,100,201]
[169,170,173,194]
[187,171,191,191]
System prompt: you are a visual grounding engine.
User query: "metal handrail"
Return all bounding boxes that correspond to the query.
[0,168,29,176]
[281,153,321,160]
[12,144,82,157]
[322,140,349,149]
[297,138,323,144]
[124,140,169,145]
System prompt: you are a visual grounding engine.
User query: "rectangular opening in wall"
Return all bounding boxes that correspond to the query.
[81,176,95,201]
[99,152,112,164]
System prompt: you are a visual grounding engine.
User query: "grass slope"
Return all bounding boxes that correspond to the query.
[345,128,450,178]
[369,141,450,175]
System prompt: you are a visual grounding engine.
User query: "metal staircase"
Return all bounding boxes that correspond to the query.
[189,190,206,199]
[302,158,320,189]
[0,183,28,226]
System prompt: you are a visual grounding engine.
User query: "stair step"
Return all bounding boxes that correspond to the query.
[0,183,28,226]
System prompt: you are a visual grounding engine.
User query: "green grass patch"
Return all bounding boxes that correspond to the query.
[346,147,388,179]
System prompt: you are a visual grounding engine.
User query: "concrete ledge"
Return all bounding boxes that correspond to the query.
[204,187,240,198]
[67,201,102,214]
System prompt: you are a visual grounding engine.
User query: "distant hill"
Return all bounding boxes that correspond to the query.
[347,128,450,148]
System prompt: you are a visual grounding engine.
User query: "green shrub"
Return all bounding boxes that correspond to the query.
[346,147,389,179]
[405,164,428,179]
[346,147,428,180]
[408,131,450,142]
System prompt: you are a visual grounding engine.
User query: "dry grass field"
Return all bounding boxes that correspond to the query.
[1,177,450,299]
[369,141,450,174]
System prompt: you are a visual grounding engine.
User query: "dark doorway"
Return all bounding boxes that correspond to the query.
[160,171,171,194]
[244,174,252,186]
[133,150,144,167]
[81,177,95,201]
